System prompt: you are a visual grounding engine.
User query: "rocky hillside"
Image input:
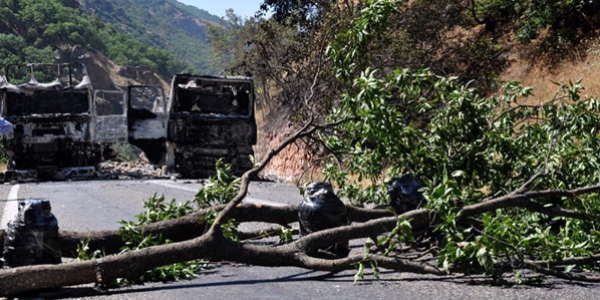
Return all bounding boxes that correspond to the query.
[66,46,169,91]
[77,0,224,74]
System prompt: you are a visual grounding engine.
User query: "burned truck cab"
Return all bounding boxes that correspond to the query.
[124,75,257,178]
[0,63,101,180]
[164,74,257,177]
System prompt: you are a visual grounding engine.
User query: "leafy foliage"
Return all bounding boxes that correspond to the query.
[77,161,243,285]
[322,0,600,281]
[244,0,600,132]
[119,194,205,283]
[194,160,241,240]
[205,10,251,76]
[76,238,103,262]
[473,0,600,45]
[0,33,56,65]
[259,0,337,27]
[16,0,600,287]
[110,143,142,161]
[222,0,508,139]
[195,161,241,208]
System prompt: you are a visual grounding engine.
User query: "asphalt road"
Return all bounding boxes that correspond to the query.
[1,179,600,299]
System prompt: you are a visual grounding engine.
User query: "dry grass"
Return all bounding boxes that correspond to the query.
[499,46,600,104]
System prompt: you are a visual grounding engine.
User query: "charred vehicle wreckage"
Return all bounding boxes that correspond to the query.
[0,63,257,181]
[0,63,104,181]
[165,74,257,177]
[125,73,257,178]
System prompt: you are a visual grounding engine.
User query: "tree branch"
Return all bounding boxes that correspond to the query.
[0,203,392,257]
[460,185,600,220]
[211,117,349,229]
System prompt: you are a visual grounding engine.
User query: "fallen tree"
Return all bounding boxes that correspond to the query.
[0,119,428,296]
[3,102,600,295]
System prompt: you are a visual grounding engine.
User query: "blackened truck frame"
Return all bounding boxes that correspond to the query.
[127,74,257,178]
[163,74,257,177]
[0,63,102,180]
[96,75,258,178]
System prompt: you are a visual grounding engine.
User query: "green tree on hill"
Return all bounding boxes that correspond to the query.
[0,0,189,78]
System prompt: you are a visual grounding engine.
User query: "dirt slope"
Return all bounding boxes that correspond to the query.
[500,43,600,103]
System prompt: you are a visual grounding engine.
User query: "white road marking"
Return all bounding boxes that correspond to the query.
[1,184,20,229]
[146,180,200,193]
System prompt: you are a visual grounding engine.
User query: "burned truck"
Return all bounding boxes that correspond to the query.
[127,74,257,178]
[0,64,257,180]
[166,74,257,177]
[0,63,106,180]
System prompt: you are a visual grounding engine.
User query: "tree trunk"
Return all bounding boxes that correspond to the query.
[0,209,435,297]
[0,203,391,257]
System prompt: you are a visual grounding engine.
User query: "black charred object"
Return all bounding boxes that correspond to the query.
[387,174,426,214]
[298,182,350,258]
[2,198,61,269]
